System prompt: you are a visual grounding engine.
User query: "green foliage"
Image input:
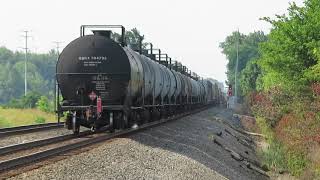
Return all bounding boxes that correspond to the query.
[34,116,46,124]
[6,91,41,108]
[259,0,320,91]
[239,59,262,95]
[0,46,57,105]
[220,31,267,96]
[257,117,308,176]
[256,117,275,143]
[112,28,149,49]
[0,62,24,103]
[260,141,287,172]
[256,117,287,171]
[36,96,50,112]
[232,0,320,177]
[0,116,12,128]
[21,92,41,108]
[287,151,308,176]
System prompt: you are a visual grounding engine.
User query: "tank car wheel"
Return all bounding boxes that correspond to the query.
[151,108,160,121]
[109,112,115,133]
[73,125,80,135]
[122,113,129,129]
[160,107,168,119]
[72,112,80,135]
[141,109,151,124]
[129,111,139,128]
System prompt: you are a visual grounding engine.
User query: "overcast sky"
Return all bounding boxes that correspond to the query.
[0,0,304,84]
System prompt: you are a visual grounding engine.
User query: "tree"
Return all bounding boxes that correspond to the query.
[112,28,148,49]
[240,59,262,95]
[220,31,267,96]
[259,0,320,92]
[0,47,57,105]
[0,63,24,103]
[21,91,41,108]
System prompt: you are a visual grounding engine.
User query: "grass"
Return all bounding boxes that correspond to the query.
[0,108,57,128]
[256,117,309,176]
[256,117,287,172]
[34,116,46,124]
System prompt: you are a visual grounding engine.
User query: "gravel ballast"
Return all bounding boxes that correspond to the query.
[10,107,268,180]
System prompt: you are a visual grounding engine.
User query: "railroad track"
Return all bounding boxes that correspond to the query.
[0,123,64,138]
[0,106,209,176]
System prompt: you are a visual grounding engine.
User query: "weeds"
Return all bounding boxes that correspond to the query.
[250,83,320,178]
[34,116,46,124]
[260,141,287,172]
[256,117,310,176]
[256,117,287,172]
[287,151,308,176]
[0,116,12,128]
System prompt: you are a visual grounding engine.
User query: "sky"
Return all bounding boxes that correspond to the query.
[0,0,304,84]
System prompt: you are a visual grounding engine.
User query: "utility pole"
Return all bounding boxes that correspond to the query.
[53,41,62,55]
[23,31,31,96]
[234,29,240,104]
[53,41,62,124]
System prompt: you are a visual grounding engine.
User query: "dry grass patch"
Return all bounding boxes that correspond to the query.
[0,108,56,128]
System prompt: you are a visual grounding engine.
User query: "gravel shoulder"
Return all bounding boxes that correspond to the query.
[9,107,268,180]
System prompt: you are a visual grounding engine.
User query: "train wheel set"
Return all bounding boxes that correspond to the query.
[56,25,225,134]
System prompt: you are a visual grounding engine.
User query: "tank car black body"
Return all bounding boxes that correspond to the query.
[56,25,223,134]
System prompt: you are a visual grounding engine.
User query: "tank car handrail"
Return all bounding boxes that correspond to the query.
[80,25,126,46]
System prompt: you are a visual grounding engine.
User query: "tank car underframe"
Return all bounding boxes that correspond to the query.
[59,102,204,134]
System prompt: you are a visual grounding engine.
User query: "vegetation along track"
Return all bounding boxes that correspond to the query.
[0,106,210,175]
[0,123,63,138]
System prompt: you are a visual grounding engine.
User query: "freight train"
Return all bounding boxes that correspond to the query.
[56,25,224,134]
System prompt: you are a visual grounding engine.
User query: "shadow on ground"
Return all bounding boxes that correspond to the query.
[128,107,268,180]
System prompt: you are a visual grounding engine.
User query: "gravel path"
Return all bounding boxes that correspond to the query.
[10,107,267,180]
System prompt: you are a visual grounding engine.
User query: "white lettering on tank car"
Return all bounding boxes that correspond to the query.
[78,56,108,67]
[91,75,110,91]
[78,56,107,61]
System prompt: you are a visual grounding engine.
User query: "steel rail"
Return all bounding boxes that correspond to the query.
[0,123,63,137]
[0,106,209,173]
[0,131,92,156]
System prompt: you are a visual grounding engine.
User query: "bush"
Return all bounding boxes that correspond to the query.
[34,116,46,124]
[5,91,41,109]
[7,98,24,108]
[22,92,41,108]
[251,87,291,127]
[36,96,50,112]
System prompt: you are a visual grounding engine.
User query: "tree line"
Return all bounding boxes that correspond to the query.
[220,0,320,178]
[0,48,57,107]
